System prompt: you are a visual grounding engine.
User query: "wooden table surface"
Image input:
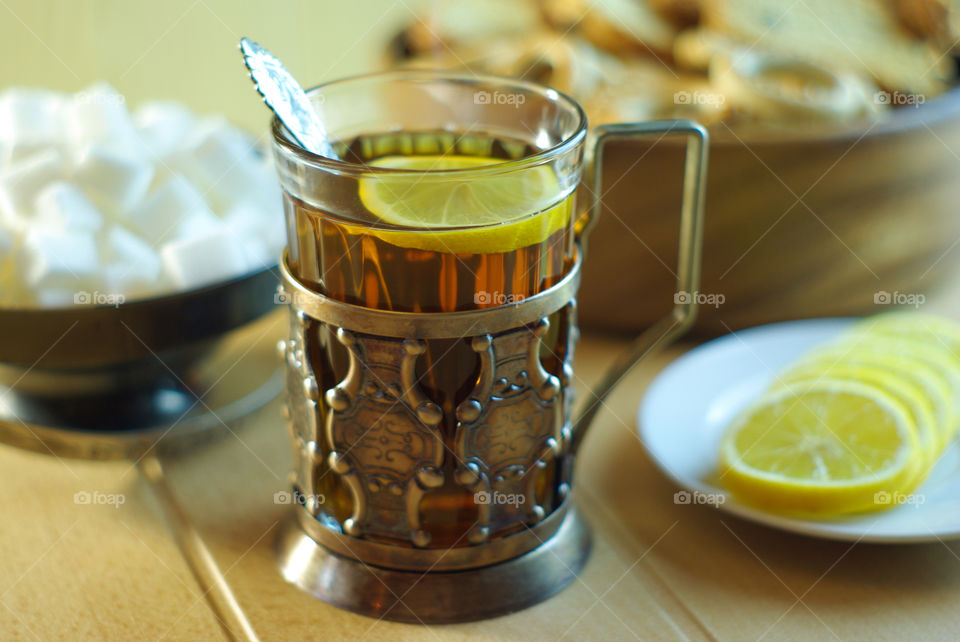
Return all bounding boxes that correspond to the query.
[3,308,960,641]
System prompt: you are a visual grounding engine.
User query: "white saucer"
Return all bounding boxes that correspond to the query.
[639,318,960,543]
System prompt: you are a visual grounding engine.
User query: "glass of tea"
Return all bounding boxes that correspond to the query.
[271,70,707,624]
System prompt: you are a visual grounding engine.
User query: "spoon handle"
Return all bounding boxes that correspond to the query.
[240,37,340,160]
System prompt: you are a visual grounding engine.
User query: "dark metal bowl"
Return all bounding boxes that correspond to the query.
[0,265,282,456]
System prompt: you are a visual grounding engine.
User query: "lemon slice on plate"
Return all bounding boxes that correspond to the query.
[357,155,572,254]
[847,335,960,433]
[856,312,960,352]
[800,340,958,447]
[775,363,938,477]
[720,379,920,516]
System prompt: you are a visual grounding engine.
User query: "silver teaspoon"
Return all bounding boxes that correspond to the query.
[239,37,340,160]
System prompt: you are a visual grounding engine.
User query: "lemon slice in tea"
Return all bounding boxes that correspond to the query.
[357,155,572,254]
[720,379,920,515]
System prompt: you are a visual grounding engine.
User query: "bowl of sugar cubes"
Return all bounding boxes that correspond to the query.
[0,82,286,448]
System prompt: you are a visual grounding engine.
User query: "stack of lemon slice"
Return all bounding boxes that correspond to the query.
[719,312,960,516]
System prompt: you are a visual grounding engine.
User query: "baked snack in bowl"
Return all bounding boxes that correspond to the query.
[388,0,960,333]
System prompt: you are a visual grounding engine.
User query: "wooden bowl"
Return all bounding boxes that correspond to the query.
[578,90,960,335]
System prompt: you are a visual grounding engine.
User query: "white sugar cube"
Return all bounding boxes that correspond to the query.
[0,224,15,255]
[175,118,266,208]
[237,235,274,271]
[19,226,99,290]
[63,83,141,154]
[134,101,196,160]
[160,227,249,290]
[253,164,283,212]
[126,174,212,242]
[0,149,66,220]
[103,225,161,278]
[221,206,277,272]
[225,201,285,254]
[0,87,66,146]
[35,288,77,307]
[176,210,220,240]
[100,225,163,296]
[35,181,104,231]
[73,144,154,212]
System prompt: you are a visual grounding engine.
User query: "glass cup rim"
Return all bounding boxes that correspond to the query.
[270,69,588,177]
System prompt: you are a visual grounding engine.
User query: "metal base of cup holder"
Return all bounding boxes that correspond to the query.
[276,503,591,623]
[276,253,592,621]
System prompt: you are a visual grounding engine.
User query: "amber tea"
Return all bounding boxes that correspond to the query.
[285,130,577,313]
[282,130,580,545]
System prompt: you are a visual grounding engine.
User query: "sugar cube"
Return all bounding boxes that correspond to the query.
[0,214,17,251]
[63,82,141,154]
[103,225,161,277]
[35,181,104,231]
[0,87,66,146]
[0,149,66,221]
[176,210,220,240]
[35,288,77,307]
[225,201,285,254]
[19,226,99,290]
[126,174,212,242]
[236,235,275,271]
[134,101,196,160]
[73,144,154,212]
[175,117,266,210]
[100,225,162,296]
[160,227,249,290]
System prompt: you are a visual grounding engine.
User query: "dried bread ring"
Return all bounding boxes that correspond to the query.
[578,0,677,57]
[673,28,744,72]
[460,33,617,99]
[892,0,949,41]
[648,0,702,27]
[585,61,728,126]
[701,0,949,96]
[538,0,587,31]
[402,0,543,56]
[711,52,881,122]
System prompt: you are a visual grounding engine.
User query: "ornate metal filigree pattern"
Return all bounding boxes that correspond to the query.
[280,277,580,551]
[323,329,445,547]
[279,305,324,516]
[556,300,579,501]
[453,318,563,544]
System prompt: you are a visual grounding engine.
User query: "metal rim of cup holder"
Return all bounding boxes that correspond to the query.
[277,249,582,339]
[292,498,572,572]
